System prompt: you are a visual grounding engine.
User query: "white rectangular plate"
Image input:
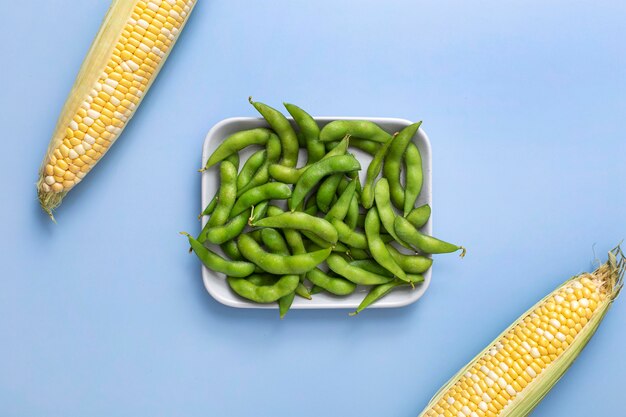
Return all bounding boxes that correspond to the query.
[201,117,432,310]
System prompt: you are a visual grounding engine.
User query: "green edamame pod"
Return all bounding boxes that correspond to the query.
[394,216,465,255]
[295,283,312,300]
[331,219,368,249]
[383,122,421,210]
[301,230,336,249]
[345,193,360,230]
[284,229,306,255]
[199,209,251,245]
[403,142,423,216]
[247,229,263,244]
[349,275,424,316]
[237,134,282,196]
[406,274,425,283]
[303,194,318,215]
[290,155,361,210]
[225,152,240,170]
[238,234,331,275]
[237,166,269,197]
[265,205,284,217]
[261,228,290,255]
[205,160,238,230]
[202,128,274,170]
[182,232,255,277]
[324,140,339,152]
[296,131,306,149]
[320,120,392,143]
[309,285,325,295]
[265,133,282,162]
[324,136,350,157]
[282,225,313,301]
[260,227,301,313]
[284,103,325,164]
[346,247,371,260]
[380,234,396,244]
[296,130,306,147]
[272,213,311,300]
[306,267,356,296]
[231,182,292,217]
[326,254,394,285]
[349,259,394,278]
[355,175,363,193]
[237,149,266,190]
[249,201,270,225]
[268,164,305,184]
[246,274,278,286]
[336,176,350,194]
[361,134,395,209]
[199,195,218,219]
[253,212,338,246]
[374,178,410,248]
[365,207,407,281]
[406,204,431,229]
[323,135,350,157]
[302,240,321,253]
[316,174,342,212]
[349,138,381,155]
[242,173,276,198]
[278,291,296,318]
[325,180,357,221]
[309,137,352,211]
[356,213,366,228]
[386,244,433,273]
[227,274,300,303]
[221,239,243,260]
[249,98,299,168]
[331,241,349,252]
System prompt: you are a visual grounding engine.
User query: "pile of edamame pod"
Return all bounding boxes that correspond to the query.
[182,98,464,317]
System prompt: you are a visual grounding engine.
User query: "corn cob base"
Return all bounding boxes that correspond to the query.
[37,0,197,219]
[419,246,624,417]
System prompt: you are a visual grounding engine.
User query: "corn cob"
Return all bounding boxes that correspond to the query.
[37,0,197,219]
[419,246,624,417]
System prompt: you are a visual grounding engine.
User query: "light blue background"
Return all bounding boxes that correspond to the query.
[0,1,624,416]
